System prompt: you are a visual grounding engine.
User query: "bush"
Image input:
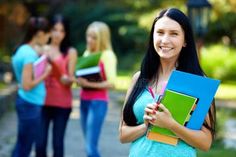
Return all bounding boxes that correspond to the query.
[201,44,236,82]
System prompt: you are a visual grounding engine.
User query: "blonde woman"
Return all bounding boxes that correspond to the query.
[77,21,117,157]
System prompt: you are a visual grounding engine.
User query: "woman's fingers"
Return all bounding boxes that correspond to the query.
[143,114,156,121]
[157,103,169,113]
[145,107,155,114]
[146,103,156,109]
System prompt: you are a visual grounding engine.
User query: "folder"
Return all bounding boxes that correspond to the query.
[33,55,47,79]
[165,70,220,130]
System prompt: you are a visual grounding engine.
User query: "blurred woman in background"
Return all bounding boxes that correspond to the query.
[77,21,117,157]
[36,15,77,157]
[11,17,51,157]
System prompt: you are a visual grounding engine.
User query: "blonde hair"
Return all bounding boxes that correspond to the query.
[86,21,113,52]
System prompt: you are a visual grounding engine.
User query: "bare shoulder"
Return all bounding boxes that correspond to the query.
[132,71,140,82]
[68,47,77,57]
[68,47,77,54]
[129,71,140,89]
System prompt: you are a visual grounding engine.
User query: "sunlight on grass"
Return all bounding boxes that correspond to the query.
[0,83,6,90]
[115,75,236,100]
[115,75,131,91]
[216,83,236,100]
[198,149,236,157]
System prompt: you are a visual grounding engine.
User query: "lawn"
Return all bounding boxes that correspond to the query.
[198,149,236,157]
[115,75,236,100]
[216,83,236,100]
[0,82,7,90]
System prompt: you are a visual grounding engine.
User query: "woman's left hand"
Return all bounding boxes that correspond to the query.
[77,77,88,87]
[60,74,72,85]
[149,103,175,129]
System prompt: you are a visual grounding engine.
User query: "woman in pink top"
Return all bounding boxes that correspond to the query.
[36,15,77,157]
[77,21,117,157]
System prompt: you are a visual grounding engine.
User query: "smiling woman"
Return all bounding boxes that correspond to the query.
[153,16,186,60]
[119,8,216,157]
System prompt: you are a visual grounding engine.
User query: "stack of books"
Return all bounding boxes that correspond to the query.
[75,52,103,82]
[147,70,220,145]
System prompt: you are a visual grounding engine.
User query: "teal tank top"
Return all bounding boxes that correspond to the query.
[129,88,196,157]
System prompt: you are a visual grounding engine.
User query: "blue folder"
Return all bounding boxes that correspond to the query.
[165,70,220,130]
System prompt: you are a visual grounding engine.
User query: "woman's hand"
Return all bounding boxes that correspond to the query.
[77,77,88,87]
[149,103,175,129]
[60,74,73,85]
[143,103,157,127]
[44,63,52,77]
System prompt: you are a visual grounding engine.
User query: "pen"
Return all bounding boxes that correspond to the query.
[148,87,162,110]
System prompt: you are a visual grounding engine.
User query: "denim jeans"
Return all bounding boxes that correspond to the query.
[36,106,71,157]
[12,95,42,157]
[80,100,108,157]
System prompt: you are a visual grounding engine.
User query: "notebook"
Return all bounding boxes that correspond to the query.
[147,90,198,145]
[148,90,198,136]
[33,55,47,79]
[76,52,102,69]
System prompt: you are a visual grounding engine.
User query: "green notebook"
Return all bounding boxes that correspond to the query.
[149,89,198,138]
[76,52,102,70]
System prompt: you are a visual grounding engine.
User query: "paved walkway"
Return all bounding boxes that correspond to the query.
[0,88,130,157]
[1,88,236,157]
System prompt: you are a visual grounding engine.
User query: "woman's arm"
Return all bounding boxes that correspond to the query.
[22,63,51,91]
[119,121,148,144]
[148,103,213,151]
[77,77,113,89]
[67,48,77,78]
[119,71,149,143]
[60,48,78,85]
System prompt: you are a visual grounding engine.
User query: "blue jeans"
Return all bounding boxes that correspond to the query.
[80,100,108,157]
[36,106,71,157]
[12,95,42,157]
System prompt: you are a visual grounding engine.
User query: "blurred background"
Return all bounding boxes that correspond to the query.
[0,0,236,157]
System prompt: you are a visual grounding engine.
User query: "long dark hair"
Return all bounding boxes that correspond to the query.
[50,14,71,56]
[123,8,216,139]
[13,17,50,54]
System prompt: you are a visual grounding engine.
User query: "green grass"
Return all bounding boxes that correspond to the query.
[216,83,236,100]
[115,75,236,100]
[197,149,236,157]
[115,75,132,91]
[0,82,7,90]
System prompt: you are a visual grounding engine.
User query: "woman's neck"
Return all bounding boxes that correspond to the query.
[28,40,41,53]
[159,59,177,78]
[50,42,60,50]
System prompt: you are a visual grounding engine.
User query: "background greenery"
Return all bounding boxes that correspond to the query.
[1,0,235,82]
[0,1,236,156]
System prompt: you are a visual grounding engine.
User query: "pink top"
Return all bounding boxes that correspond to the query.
[80,62,108,101]
[45,55,72,108]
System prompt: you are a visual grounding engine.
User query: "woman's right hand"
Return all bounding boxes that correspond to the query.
[143,103,157,126]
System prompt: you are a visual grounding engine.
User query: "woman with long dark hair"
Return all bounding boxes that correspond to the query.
[11,17,51,157]
[35,15,77,157]
[119,8,216,157]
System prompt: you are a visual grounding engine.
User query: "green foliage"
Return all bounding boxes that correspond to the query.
[201,44,236,82]
[206,12,236,45]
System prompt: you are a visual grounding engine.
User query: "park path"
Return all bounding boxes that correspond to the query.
[0,88,130,157]
[1,88,236,157]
